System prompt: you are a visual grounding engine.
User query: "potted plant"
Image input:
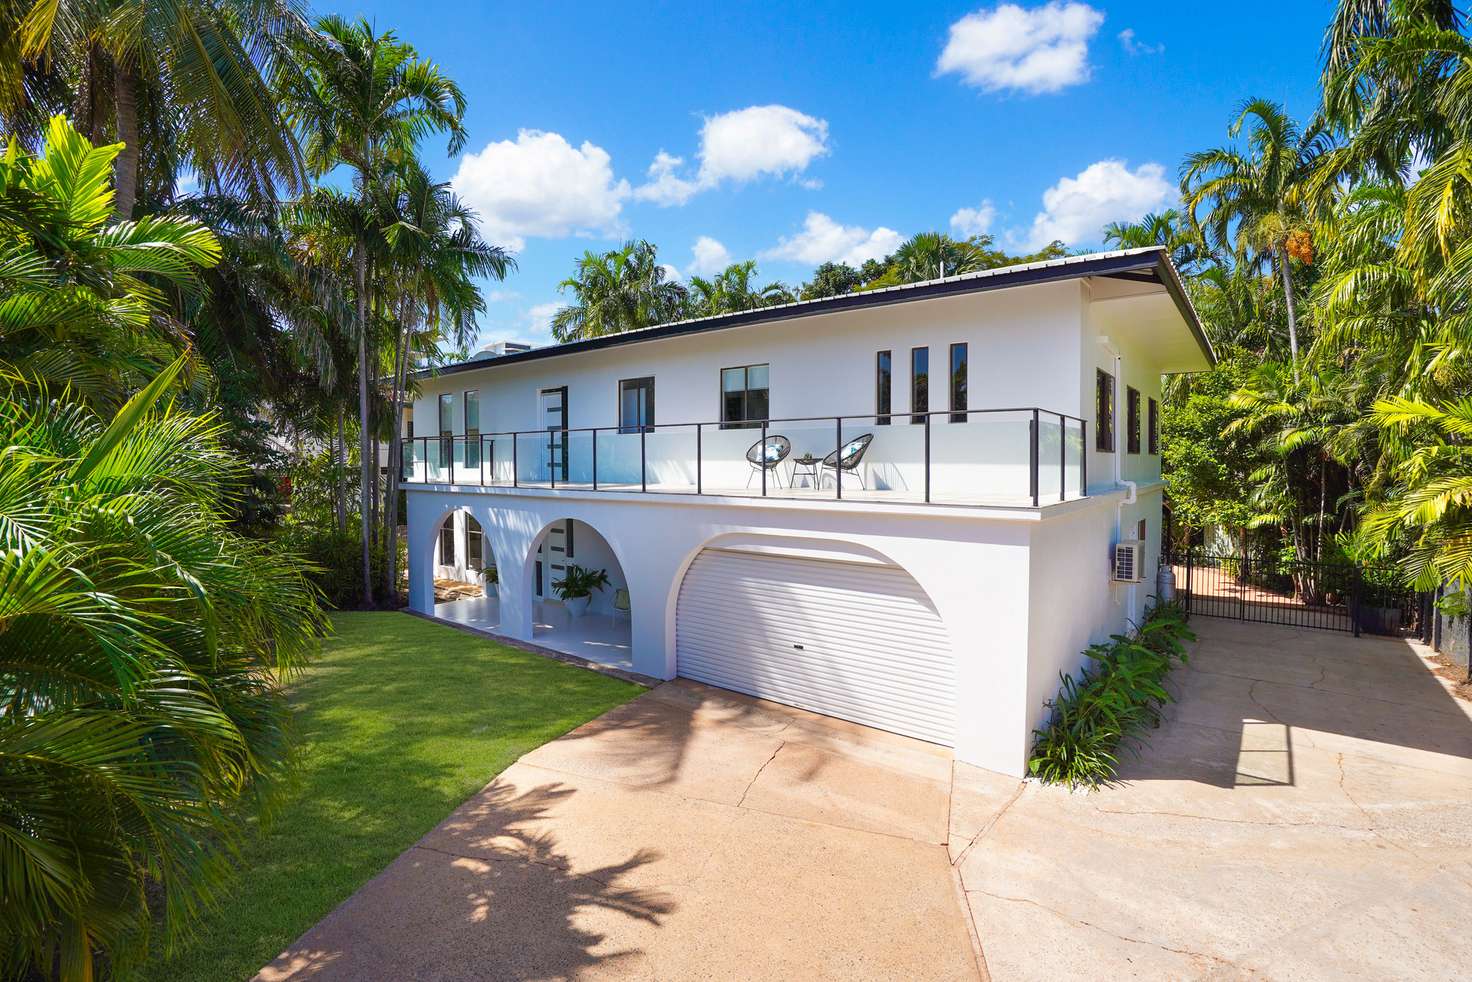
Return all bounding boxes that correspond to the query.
[553,564,610,617]
[481,564,498,597]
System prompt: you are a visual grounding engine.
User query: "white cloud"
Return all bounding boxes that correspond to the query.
[486,289,521,303]
[689,236,732,276]
[632,150,702,206]
[660,263,683,282]
[633,105,830,206]
[950,200,997,237]
[936,2,1104,95]
[1021,159,1172,248]
[1118,28,1164,56]
[761,212,903,267]
[452,130,630,250]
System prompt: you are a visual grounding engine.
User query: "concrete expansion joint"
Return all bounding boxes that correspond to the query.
[951,781,1026,870]
[967,888,1238,969]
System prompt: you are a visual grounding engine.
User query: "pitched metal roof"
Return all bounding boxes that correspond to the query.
[418,246,1213,379]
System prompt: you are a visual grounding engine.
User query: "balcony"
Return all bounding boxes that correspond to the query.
[399,407,1088,508]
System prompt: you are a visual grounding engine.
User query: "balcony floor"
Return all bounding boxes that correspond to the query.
[432,594,633,671]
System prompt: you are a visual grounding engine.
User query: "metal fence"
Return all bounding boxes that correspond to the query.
[1171,551,1426,638]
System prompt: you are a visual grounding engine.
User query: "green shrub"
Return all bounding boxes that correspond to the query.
[1028,601,1195,789]
[276,521,404,610]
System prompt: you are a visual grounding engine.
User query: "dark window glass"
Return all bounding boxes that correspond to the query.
[949,343,968,423]
[438,519,455,567]
[439,393,453,464]
[466,516,483,572]
[464,390,480,467]
[405,406,414,439]
[911,347,929,424]
[876,350,892,425]
[1148,397,1159,455]
[1096,370,1115,452]
[619,377,655,433]
[1127,387,1141,454]
[720,364,769,429]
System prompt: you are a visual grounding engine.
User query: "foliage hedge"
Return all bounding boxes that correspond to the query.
[1028,601,1195,789]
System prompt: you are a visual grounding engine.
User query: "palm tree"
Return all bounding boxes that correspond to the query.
[1102,210,1206,272]
[0,362,326,981]
[1181,100,1334,379]
[379,161,512,600]
[550,240,687,341]
[687,260,794,316]
[4,0,306,217]
[0,114,220,406]
[280,14,467,606]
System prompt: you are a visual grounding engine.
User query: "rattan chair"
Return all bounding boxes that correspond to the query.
[820,433,874,490]
[745,434,791,489]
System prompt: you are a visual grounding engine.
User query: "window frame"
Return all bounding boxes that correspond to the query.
[438,393,454,464]
[466,516,484,572]
[438,519,456,568]
[1126,386,1141,454]
[911,346,929,425]
[464,389,480,467]
[1148,397,1159,455]
[617,376,656,434]
[876,350,892,425]
[1095,369,1116,452]
[949,342,968,423]
[719,363,770,430]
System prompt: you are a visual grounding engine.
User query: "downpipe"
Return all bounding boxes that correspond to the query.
[1100,336,1140,626]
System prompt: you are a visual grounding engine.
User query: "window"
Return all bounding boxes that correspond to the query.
[619,377,655,433]
[1127,386,1141,454]
[1095,369,1115,451]
[949,343,968,423]
[464,390,480,468]
[876,350,892,425]
[466,515,484,572]
[720,364,769,429]
[1148,397,1159,455]
[911,347,929,424]
[438,393,453,463]
[404,405,414,439]
[438,517,455,567]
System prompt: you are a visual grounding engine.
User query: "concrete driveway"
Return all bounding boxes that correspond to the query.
[259,618,1472,981]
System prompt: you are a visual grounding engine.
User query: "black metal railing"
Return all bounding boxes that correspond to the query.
[398,406,1088,508]
[1171,549,1427,637]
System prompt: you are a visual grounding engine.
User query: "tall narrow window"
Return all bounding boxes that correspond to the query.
[720,364,769,429]
[1127,386,1141,454]
[1148,397,1159,455]
[438,393,453,465]
[875,350,892,425]
[464,390,480,468]
[404,405,414,439]
[911,347,929,424]
[438,516,456,567]
[949,343,968,423]
[619,377,655,433]
[466,516,484,572]
[1095,370,1115,452]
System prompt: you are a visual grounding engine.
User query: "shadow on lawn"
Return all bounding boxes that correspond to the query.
[149,613,646,982]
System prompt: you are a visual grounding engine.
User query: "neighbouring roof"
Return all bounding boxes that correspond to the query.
[418,246,1214,380]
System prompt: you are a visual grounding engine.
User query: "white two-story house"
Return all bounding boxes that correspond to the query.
[401,247,1213,776]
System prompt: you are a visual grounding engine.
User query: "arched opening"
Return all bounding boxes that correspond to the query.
[432,509,498,633]
[526,518,632,669]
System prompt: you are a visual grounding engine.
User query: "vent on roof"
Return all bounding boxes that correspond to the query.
[470,340,533,361]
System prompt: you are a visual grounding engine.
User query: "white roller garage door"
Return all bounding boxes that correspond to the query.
[675,548,955,745]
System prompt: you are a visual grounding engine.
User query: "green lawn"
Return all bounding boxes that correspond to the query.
[144,611,645,981]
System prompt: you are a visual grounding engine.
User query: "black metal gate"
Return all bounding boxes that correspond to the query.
[1170,551,1428,638]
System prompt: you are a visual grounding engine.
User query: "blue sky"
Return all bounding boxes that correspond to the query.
[343,0,1335,349]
